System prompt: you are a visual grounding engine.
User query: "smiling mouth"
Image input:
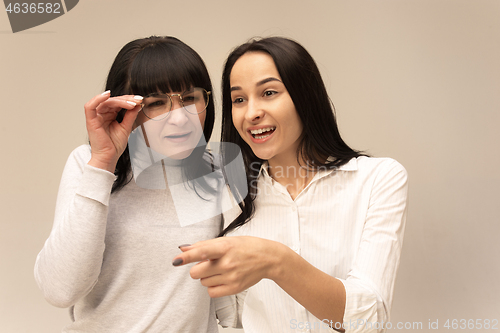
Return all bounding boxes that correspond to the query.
[250,127,276,139]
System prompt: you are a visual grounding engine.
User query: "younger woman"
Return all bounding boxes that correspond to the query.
[174,37,408,333]
[35,36,221,332]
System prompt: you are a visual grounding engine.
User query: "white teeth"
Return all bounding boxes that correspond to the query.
[254,133,272,139]
[250,127,275,135]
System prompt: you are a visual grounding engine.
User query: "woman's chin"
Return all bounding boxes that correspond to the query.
[251,148,274,162]
[166,149,194,160]
[150,147,194,160]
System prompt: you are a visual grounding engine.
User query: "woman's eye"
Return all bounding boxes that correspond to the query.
[183,95,196,102]
[146,100,166,108]
[232,97,245,104]
[264,90,277,97]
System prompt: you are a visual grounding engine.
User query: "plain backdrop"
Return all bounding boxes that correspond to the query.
[1,1,499,332]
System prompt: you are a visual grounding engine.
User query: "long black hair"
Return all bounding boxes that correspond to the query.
[103,36,215,193]
[220,37,364,236]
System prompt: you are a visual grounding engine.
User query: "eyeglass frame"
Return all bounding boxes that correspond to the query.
[139,87,211,121]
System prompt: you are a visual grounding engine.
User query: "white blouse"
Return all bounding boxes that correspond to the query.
[216,156,408,333]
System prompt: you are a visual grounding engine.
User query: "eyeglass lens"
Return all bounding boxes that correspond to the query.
[142,88,209,120]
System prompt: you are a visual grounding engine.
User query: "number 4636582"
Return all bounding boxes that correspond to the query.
[5,3,62,14]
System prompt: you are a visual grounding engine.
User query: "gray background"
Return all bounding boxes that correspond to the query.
[1,1,499,332]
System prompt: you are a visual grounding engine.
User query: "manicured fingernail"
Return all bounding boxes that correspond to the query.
[172,258,183,266]
[178,244,191,248]
[101,90,111,95]
[133,95,143,100]
[126,101,137,106]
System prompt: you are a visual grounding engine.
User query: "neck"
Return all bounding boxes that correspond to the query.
[267,155,316,200]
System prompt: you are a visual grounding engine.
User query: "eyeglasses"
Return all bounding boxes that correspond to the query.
[140,87,211,121]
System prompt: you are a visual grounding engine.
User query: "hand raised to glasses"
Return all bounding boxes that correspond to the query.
[172,236,288,298]
[85,91,143,172]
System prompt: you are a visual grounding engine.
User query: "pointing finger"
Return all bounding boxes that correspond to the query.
[172,239,229,266]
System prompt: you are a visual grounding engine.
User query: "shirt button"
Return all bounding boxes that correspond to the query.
[292,206,296,211]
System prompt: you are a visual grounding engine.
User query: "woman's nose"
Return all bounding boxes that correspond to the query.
[245,100,265,122]
[167,99,189,126]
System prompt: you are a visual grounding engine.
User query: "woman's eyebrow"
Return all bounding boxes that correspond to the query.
[230,77,282,92]
[256,77,282,86]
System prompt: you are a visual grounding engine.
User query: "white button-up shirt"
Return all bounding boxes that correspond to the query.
[216,156,408,333]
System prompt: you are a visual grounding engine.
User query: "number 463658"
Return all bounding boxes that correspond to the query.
[444,319,498,330]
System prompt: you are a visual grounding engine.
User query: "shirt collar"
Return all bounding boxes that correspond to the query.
[336,157,358,171]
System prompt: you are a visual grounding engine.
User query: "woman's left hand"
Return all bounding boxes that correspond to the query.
[173,236,285,298]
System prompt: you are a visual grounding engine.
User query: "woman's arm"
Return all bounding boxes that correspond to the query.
[174,236,345,327]
[34,93,142,308]
[34,146,115,308]
[176,159,408,331]
[339,160,408,328]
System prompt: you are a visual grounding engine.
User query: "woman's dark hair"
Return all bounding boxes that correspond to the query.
[103,36,215,193]
[220,36,364,236]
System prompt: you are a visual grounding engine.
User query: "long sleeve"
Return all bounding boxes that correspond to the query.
[34,145,116,308]
[338,159,408,332]
[214,292,246,328]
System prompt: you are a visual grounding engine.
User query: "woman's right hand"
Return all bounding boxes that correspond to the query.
[85,91,143,173]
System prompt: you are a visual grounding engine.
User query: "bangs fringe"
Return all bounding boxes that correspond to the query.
[129,42,206,96]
